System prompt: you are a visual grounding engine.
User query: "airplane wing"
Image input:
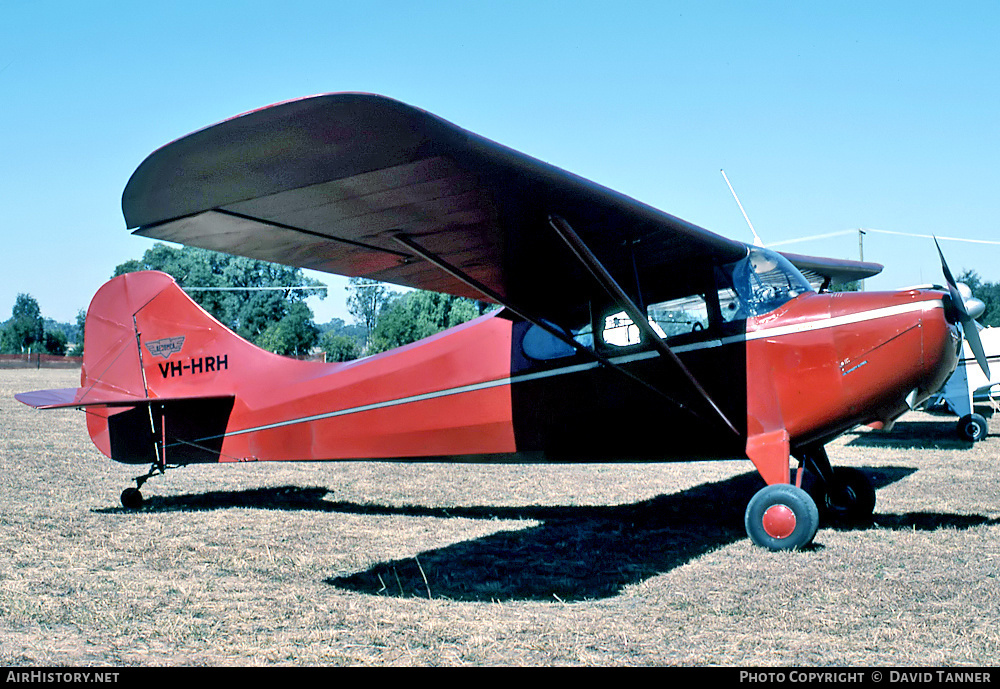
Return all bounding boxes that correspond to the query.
[122,93,748,318]
[780,251,883,290]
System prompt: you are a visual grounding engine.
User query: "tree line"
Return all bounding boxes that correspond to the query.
[1,244,487,360]
[0,294,83,356]
[112,244,487,360]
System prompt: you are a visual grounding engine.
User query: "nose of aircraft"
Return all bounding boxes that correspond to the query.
[838,289,959,433]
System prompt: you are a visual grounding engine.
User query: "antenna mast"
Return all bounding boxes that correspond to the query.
[721,169,763,247]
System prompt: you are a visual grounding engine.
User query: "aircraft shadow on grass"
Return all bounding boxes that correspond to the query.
[97,467,999,602]
[845,418,981,450]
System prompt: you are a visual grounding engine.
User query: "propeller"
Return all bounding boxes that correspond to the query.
[935,237,990,378]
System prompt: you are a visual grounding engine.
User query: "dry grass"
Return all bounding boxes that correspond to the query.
[1,368,998,666]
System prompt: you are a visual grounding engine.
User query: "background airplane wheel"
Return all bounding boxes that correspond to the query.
[744,484,819,551]
[121,487,143,510]
[817,467,876,525]
[957,413,988,442]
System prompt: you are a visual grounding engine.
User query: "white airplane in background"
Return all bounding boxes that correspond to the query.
[924,284,999,441]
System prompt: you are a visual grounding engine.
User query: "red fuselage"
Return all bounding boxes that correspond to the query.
[71,272,957,484]
[744,288,958,483]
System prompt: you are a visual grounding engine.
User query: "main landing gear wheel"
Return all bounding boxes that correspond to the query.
[815,467,876,525]
[120,487,144,510]
[745,484,820,551]
[957,413,988,442]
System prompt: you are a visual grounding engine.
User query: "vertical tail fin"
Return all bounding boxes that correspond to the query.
[19,271,252,463]
[84,271,255,463]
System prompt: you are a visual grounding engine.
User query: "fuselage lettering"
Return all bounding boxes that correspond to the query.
[157,355,229,379]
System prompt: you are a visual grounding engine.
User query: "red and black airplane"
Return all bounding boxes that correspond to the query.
[18,93,986,551]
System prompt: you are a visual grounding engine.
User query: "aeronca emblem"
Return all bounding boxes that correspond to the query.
[145,336,185,359]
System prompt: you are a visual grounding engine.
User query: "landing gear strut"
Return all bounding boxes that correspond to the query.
[794,444,876,525]
[120,463,166,510]
[120,404,170,510]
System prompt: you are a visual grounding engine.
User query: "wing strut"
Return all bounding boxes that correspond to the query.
[547,215,740,436]
[392,233,716,422]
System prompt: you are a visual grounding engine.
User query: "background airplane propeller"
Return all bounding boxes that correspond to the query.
[936,237,990,379]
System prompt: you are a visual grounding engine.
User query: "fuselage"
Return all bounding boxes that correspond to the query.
[74,269,958,475]
[746,288,958,445]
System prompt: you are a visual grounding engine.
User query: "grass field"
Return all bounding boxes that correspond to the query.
[2,368,998,666]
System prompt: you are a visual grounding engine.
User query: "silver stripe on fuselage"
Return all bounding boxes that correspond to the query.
[208,299,945,440]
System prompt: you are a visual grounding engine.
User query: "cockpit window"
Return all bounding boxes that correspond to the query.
[647,295,709,338]
[723,247,813,317]
[602,311,641,347]
[522,321,593,360]
[601,293,710,348]
[551,246,813,356]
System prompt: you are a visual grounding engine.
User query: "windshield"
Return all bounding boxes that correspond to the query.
[723,247,814,317]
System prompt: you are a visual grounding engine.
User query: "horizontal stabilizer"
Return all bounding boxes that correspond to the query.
[15,387,232,410]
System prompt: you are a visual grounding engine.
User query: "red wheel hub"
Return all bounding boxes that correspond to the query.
[762,504,796,539]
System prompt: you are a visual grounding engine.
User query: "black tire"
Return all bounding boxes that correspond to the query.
[121,487,143,510]
[818,467,876,525]
[745,483,820,551]
[957,413,988,442]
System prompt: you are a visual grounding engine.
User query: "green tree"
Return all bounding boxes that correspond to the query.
[346,277,397,347]
[317,317,366,344]
[68,309,86,357]
[830,280,860,292]
[42,330,68,356]
[320,332,361,362]
[367,290,482,354]
[114,244,327,352]
[255,302,319,356]
[1,294,44,353]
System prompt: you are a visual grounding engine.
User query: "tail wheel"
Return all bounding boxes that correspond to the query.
[957,413,988,442]
[819,467,876,525]
[121,487,144,510]
[745,484,819,551]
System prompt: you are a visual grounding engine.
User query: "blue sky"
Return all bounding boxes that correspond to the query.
[3,1,999,325]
